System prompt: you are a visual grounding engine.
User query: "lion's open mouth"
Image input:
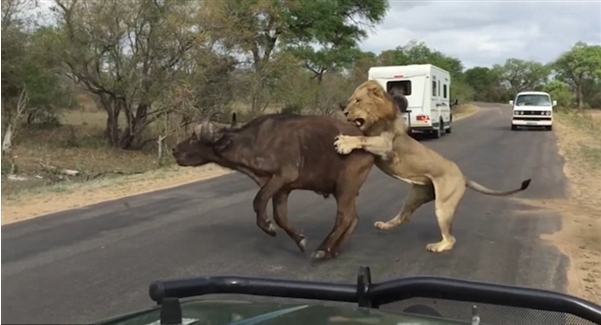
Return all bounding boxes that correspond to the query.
[353,118,365,127]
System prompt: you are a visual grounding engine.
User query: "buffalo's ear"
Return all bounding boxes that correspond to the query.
[230,112,237,128]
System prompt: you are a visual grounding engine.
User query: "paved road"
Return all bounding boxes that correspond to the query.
[2,103,570,324]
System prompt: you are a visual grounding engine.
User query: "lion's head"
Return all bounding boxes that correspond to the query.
[340,80,398,132]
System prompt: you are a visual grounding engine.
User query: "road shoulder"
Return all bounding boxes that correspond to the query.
[519,110,601,304]
[1,164,233,225]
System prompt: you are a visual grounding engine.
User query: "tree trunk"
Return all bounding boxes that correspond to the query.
[2,124,14,154]
[314,74,323,114]
[105,109,120,147]
[577,84,584,110]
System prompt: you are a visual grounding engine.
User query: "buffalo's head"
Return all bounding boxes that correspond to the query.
[172,112,237,167]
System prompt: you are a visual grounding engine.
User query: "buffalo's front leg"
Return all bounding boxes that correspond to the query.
[272,191,307,253]
[253,175,288,237]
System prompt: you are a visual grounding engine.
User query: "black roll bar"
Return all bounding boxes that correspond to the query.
[148,266,601,324]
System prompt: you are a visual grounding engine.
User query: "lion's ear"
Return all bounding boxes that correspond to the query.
[365,81,385,98]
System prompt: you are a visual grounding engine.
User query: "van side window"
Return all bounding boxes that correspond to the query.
[432,81,437,97]
[443,84,448,99]
[386,80,412,96]
[438,81,441,98]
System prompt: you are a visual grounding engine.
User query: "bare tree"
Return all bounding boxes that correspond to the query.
[2,87,29,155]
[51,0,215,149]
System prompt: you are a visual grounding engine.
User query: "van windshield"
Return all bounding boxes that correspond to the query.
[515,94,551,106]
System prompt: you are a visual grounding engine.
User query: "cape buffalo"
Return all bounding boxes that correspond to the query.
[172,112,374,260]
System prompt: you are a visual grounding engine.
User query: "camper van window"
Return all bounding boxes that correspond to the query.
[438,81,441,97]
[443,84,448,99]
[432,81,437,97]
[387,80,412,96]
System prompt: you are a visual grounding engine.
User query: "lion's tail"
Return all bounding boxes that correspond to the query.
[466,179,531,196]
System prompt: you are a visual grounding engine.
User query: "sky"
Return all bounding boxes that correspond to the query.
[359,0,601,69]
[32,0,601,70]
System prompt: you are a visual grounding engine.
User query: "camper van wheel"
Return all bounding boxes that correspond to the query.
[446,116,452,134]
[433,119,443,138]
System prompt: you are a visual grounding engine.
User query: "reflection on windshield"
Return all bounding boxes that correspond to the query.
[516,94,551,106]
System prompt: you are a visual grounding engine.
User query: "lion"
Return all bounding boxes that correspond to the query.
[333,80,531,253]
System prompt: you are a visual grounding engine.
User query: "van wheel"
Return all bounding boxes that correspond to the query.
[545,125,552,131]
[511,125,518,131]
[446,116,452,134]
[433,120,443,138]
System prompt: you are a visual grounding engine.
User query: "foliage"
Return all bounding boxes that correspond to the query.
[207,0,388,115]
[553,41,601,109]
[378,40,464,79]
[463,67,501,102]
[492,58,551,99]
[543,80,576,109]
[1,0,74,131]
[286,0,388,82]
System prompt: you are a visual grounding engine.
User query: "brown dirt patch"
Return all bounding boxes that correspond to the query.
[518,110,601,304]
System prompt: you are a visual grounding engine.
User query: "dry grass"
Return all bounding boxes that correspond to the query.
[521,109,601,304]
[1,109,235,224]
[2,110,165,196]
[453,104,480,121]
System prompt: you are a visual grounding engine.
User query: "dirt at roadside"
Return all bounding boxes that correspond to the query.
[1,164,232,225]
[519,111,601,304]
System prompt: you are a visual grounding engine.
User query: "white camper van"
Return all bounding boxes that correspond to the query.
[510,91,556,131]
[367,64,452,138]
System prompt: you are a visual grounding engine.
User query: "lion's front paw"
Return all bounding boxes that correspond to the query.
[334,135,360,155]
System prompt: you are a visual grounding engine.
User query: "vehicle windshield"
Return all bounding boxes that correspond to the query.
[515,94,551,106]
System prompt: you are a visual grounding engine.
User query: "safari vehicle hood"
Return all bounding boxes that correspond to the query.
[93,266,601,325]
[94,300,475,325]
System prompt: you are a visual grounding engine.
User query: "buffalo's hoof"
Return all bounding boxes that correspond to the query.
[260,223,277,237]
[297,237,307,253]
[311,250,326,260]
[310,248,339,261]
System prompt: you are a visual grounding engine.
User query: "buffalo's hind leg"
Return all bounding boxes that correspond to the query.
[330,202,359,256]
[272,190,307,253]
[311,184,360,261]
[311,159,372,261]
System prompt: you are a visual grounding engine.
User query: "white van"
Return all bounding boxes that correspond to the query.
[510,91,556,131]
[368,64,452,138]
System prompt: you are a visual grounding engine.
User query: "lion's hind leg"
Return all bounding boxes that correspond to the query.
[426,177,466,253]
[375,183,435,231]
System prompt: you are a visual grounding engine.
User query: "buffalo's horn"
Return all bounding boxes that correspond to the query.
[195,112,219,142]
[202,112,220,125]
[193,123,203,141]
